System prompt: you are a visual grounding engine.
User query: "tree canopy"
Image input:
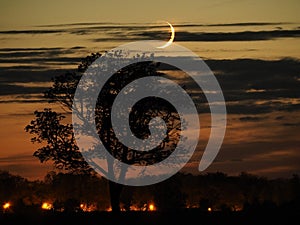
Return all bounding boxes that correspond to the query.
[25,51,183,213]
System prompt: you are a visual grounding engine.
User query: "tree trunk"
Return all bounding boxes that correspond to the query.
[108,180,123,214]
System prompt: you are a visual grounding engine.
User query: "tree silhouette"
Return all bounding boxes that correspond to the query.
[25,51,182,214]
[25,109,92,174]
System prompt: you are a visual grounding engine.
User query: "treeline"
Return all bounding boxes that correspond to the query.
[1,170,299,213]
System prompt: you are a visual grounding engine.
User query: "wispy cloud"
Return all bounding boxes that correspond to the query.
[0,23,299,109]
[168,58,300,114]
[36,21,291,28]
[134,29,300,42]
[1,22,299,42]
[1,57,299,111]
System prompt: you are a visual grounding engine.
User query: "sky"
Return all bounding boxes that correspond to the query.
[0,0,299,180]
[0,0,300,28]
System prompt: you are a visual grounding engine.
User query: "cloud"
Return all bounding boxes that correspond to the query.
[0,46,85,64]
[0,56,82,64]
[282,122,300,127]
[0,153,34,163]
[0,29,63,34]
[134,29,300,42]
[90,29,300,42]
[1,22,299,42]
[0,82,51,97]
[0,68,64,82]
[160,58,300,114]
[239,116,265,122]
[0,42,299,113]
[37,21,290,28]
[186,110,300,179]
[1,57,299,112]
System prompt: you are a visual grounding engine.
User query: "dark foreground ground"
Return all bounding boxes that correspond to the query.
[0,208,298,225]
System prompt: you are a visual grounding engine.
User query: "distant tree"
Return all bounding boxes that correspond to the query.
[153,173,186,211]
[238,172,267,205]
[0,170,27,202]
[45,171,108,210]
[25,52,181,214]
[291,174,300,200]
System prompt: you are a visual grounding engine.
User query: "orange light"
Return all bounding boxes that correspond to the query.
[208,207,212,212]
[3,202,10,209]
[41,202,52,210]
[80,203,87,211]
[129,205,139,211]
[149,204,155,211]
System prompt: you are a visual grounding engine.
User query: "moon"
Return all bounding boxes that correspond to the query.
[157,22,175,49]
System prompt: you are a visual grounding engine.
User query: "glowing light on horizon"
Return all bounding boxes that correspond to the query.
[149,203,155,211]
[3,202,10,210]
[41,202,52,210]
[80,203,96,212]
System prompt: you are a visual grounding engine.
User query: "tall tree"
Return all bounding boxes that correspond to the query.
[25,52,181,213]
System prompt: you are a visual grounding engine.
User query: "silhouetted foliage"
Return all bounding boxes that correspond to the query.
[25,109,92,174]
[153,173,186,211]
[25,52,182,214]
[1,170,299,215]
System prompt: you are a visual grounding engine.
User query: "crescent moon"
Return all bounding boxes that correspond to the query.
[157,22,175,49]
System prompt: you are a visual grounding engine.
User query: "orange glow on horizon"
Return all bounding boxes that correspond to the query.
[149,203,155,211]
[41,202,52,210]
[3,202,10,209]
[80,203,96,212]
